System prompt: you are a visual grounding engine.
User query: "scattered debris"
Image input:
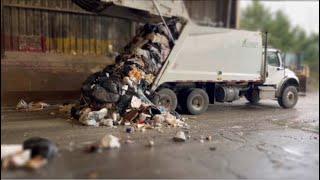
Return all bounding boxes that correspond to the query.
[26,156,48,170]
[23,137,58,159]
[1,145,23,160]
[100,119,114,127]
[206,135,212,141]
[147,140,155,147]
[126,127,135,133]
[209,147,217,151]
[1,137,57,170]
[125,139,135,144]
[231,125,243,129]
[59,103,76,114]
[173,131,187,142]
[100,135,120,149]
[16,99,50,111]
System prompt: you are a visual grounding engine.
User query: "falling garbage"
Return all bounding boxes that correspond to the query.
[71,17,188,131]
[1,137,57,170]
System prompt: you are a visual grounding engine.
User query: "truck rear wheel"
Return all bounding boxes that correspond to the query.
[278,85,298,108]
[185,88,209,115]
[153,88,177,111]
[245,88,260,104]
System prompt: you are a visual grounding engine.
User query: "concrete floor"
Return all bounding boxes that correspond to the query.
[1,92,319,179]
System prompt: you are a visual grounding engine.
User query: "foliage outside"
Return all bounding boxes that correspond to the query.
[240,1,319,89]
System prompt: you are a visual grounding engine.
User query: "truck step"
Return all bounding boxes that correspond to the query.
[258,86,276,99]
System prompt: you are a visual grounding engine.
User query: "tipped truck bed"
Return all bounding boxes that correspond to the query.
[152,22,264,90]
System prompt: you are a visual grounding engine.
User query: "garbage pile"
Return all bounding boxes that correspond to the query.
[1,137,58,170]
[72,18,187,128]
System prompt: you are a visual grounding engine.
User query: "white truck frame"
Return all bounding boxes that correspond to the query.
[73,0,300,115]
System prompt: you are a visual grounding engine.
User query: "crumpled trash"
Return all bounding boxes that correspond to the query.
[79,108,108,126]
[1,145,23,160]
[130,96,142,109]
[23,137,58,159]
[1,137,57,170]
[147,140,154,147]
[16,99,50,111]
[100,118,114,127]
[16,99,28,110]
[6,150,31,168]
[100,135,120,149]
[173,131,187,142]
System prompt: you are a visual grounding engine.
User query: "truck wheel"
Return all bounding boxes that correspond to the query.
[153,88,177,111]
[245,88,260,104]
[185,88,209,115]
[278,85,298,108]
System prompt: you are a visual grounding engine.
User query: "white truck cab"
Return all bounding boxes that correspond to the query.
[246,48,300,109]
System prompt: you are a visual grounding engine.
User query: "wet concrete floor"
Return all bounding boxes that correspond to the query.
[1,92,319,179]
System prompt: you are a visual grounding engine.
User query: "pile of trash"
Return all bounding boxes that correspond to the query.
[1,137,58,170]
[71,17,188,129]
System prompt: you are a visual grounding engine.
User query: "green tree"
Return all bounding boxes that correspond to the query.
[240,1,319,81]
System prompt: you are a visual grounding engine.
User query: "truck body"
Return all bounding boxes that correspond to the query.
[154,23,263,86]
[73,0,300,114]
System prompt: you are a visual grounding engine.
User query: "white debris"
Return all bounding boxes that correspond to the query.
[173,131,187,142]
[16,99,28,110]
[1,144,23,160]
[100,119,114,127]
[139,113,149,122]
[130,96,142,109]
[147,140,154,147]
[10,150,31,167]
[87,108,108,121]
[231,125,242,129]
[112,112,118,121]
[100,135,120,149]
[79,108,108,126]
[153,114,165,124]
[124,122,131,126]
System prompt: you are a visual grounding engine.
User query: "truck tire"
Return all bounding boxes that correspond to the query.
[185,88,209,115]
[153,88,177,111]
[278,85,298,108]
[245,88,260,104]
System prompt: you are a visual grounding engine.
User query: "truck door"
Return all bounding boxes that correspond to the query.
[264,51,285,86]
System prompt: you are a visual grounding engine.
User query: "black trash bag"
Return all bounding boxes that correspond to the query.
[92,85,120,103]
[83,71,102,85]
[167,17,181,40]
[81,83,93,97]
[117,94,132,115]
[122,64,134,76]
[141,23,160,37]
[149,106,161,115]
[71,104,86,120]
[23,137,58,159]
[98,77,119,94]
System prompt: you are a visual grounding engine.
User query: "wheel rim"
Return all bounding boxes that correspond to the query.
[191,95,204,111]
[159,95,172,110]
[286,91,296,105]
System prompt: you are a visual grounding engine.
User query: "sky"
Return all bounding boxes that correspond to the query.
[240,0,319,35]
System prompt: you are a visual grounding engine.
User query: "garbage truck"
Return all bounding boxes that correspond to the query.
[73,0,300,115]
